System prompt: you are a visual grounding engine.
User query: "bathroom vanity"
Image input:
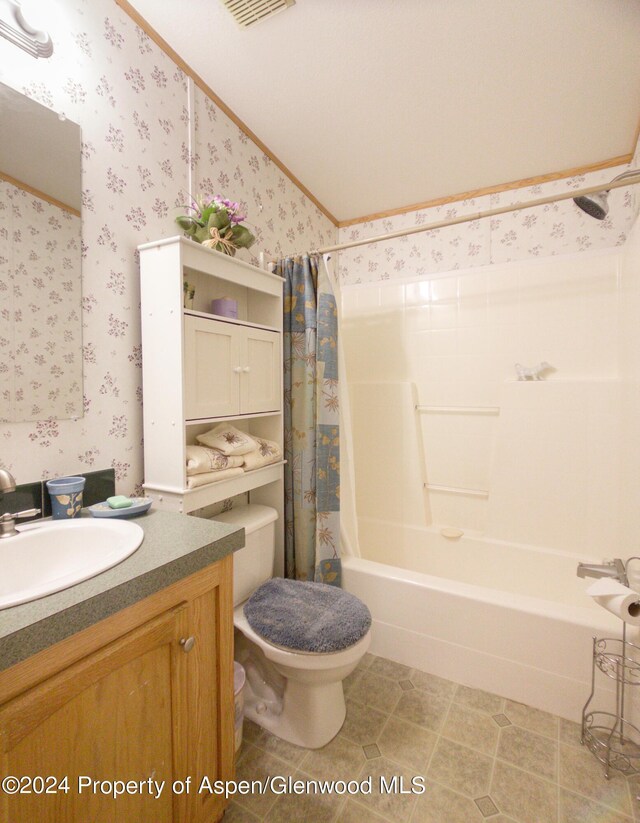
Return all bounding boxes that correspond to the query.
[0,510,242,823]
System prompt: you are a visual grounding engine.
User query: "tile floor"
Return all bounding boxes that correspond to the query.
[225,653,640,823]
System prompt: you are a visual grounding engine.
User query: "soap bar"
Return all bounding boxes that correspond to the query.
[107,495,133,509]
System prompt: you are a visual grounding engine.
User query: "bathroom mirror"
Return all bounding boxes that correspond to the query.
[0,80,82,423]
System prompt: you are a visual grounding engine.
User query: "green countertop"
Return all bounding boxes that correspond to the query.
[0,509,243,671]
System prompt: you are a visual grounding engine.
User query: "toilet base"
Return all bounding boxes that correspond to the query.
[234,621,371,749]
[245,677,346,749]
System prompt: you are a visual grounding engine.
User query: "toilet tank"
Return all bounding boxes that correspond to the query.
[212,504,278,606]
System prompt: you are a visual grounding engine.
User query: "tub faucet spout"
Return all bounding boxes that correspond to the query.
[576,559,627,586]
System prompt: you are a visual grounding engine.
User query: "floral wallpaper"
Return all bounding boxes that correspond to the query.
[0,0,335,491]
[337,160,640,286]
[0,181,82,423]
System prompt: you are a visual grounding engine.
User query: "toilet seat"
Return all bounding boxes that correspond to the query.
[243,578,372,654]
[234,605,371,669]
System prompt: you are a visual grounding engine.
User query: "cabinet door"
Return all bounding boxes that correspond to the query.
[0,606,190,823]
[240,328,281,414]
[184,316,240,419]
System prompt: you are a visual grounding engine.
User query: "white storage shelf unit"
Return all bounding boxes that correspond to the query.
[139,236,284,521]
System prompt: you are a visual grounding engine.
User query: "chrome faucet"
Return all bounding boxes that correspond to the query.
[0,470,41,539]
[577,559,627,586]
[0,469,16,495]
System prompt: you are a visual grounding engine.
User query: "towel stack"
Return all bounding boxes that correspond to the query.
[186,424,282,489]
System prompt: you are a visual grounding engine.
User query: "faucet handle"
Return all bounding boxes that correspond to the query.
[15,508,41,520]
[0,508,41,522]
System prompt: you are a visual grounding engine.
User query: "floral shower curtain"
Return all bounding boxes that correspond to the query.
[276,254,341,585]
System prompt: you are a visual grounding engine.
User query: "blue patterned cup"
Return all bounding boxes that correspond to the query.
[46,476,85,519]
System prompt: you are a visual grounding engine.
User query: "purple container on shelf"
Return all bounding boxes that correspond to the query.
[211,297,238,319]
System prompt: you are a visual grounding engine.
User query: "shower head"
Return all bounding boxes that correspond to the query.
[573,191,609,220]
[573,169,640,220]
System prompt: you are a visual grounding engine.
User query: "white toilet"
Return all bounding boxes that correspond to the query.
[214,504,371,749]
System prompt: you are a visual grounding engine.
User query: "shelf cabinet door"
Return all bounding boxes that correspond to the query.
[184,316,240,419]
[240,328,281,414]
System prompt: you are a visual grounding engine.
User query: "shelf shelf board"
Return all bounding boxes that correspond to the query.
[144,461,286,512]
[183,309,279,334]
[185,410,282,426]
[139,236,282,296]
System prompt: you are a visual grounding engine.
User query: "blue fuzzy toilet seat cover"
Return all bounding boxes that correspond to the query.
[243,578,372,653]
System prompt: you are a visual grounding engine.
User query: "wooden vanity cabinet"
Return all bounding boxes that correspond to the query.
[0,555,234,823]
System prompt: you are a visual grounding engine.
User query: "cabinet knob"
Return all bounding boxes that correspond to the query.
[233,366,242,374]
[242,366,251,373]
[179,636,195,653]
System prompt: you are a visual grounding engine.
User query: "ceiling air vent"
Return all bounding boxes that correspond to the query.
[220,0,295,28]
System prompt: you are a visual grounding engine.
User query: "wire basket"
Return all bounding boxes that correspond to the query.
[582,711,640,775]
[593,638,640,686]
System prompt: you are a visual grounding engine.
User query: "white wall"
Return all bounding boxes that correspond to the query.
[342,243,637,560]
[619,216,640,556]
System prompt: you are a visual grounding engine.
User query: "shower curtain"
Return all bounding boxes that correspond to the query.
[276,254,341,585]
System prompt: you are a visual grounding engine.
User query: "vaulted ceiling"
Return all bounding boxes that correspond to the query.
[127,0,640,224]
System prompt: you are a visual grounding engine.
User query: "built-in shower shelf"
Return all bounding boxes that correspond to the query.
[424,483,489,499]
[416,405,500,416]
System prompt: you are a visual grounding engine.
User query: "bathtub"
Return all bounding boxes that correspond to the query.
[342,524,635,722]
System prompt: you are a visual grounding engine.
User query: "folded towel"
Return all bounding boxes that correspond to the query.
[186,445,244,476]
[186,467,244,489]
[196,423,258,456]
[243,437,282,471]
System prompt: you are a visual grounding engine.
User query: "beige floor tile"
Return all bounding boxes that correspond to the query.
[340,799,391,823]
[454,684,504,715]
[264,774,343,823]
[559,742,633,816]
[341,697,389,746]
[625,773,640,820]
[343,668,363,695]
[490,760,557,823]
[394,690,451,733]
[410,781,484,822]
[377,715,437,771]
[409,670,457,700]
[299,733,367,783]
[497,725,558,781]
[243,719,266,744]
[358,653,376,671]
[235,743,292,818]
[251,728,309,767]
[559,787,634,823]
[221,800,262,822]
[369,657,413,681]
[427,738,493,798]
[349,669,404,714]
[503,699,559,739]
[441,702,500,756]
[357,757,420,822]
[344,652,377,695]
[559,718,583,749]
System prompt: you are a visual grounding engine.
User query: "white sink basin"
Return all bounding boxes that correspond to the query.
[0,518,144,610]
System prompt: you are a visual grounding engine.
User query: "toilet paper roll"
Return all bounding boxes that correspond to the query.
[587,578,640,625]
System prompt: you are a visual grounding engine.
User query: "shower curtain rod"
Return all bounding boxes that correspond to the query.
[303,172,640,256]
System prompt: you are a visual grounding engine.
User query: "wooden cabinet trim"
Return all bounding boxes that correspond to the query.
[0,556,230,705]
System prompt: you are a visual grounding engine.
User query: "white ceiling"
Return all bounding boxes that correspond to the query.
[129,0,640,223]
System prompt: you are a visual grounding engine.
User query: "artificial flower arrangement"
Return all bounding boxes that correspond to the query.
[175,194,255,256]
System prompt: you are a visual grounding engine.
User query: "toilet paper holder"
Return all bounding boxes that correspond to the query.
[580,556,640,778]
